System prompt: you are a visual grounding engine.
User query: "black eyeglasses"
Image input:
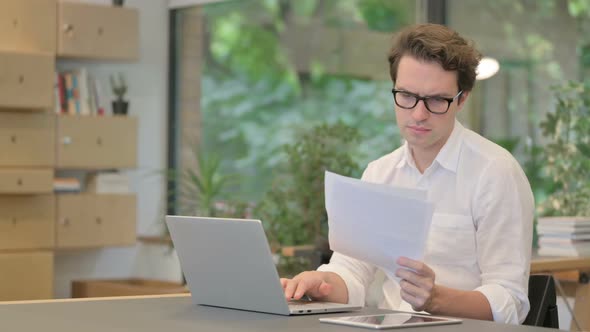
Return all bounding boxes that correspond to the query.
[392,89,463,115]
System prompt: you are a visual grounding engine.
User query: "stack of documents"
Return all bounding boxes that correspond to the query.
[537,217,590,257]
[324,171,435,280]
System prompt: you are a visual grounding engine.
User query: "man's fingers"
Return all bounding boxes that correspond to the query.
[395,267,434,291]
[399,279,429,300]
[397,257,433,276]
[281,272,332,301]
[280,278,288,289]
[317,281,332,297]
[400,287,421,309]
[293,279,310,300]
[283,279,298,299]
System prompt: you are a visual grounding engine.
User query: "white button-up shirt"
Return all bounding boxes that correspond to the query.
[318,120,534,324]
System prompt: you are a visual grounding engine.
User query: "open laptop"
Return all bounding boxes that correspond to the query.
[166,215,362,315]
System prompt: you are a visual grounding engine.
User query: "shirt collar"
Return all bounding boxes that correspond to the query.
[433,119,464,173]
[395,140,412,169]
[395,120,464,173]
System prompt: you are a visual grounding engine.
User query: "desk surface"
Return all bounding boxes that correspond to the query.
[530,253,590,273]
[0,294,552,332]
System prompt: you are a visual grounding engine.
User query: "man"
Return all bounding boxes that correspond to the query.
[280,23,534,324]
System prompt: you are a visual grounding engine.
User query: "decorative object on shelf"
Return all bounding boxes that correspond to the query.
[110,73,128,115]
[537,80,590,256]
[112,0,125,6]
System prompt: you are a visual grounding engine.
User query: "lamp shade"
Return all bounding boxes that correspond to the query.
[476,57,500,80]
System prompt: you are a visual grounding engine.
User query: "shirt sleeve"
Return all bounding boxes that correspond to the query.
[317,252,376,306]
[472,157,534,324]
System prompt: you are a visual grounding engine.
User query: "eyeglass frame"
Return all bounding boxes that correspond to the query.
[391,89,464,115]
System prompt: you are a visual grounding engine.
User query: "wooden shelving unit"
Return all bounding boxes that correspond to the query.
[0,0,139,301]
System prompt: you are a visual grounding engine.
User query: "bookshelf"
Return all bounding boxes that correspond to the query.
[0,0,139,301]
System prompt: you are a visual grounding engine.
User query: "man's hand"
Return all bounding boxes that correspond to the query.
[280,271,334,301]
[395,256,436,312]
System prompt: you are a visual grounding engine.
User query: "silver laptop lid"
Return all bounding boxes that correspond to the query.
[166,216,291,315]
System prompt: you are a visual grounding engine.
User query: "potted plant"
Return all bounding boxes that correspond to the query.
[539,81,590,217]
[110,73,129,115]
[255,122,362,276]
[536,81,590,256]
[167,146,246,219]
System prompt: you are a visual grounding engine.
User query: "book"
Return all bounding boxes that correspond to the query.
[86,172,130,194]
[538,246,590,257]
[77,68,91,115]
[539,237,590,246]
[537,225,590,234]
[538,217,590,226]
[537,232,590,240]
[53,177,81,192]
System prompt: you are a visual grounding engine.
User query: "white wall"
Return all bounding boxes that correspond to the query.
[54,0,182,298]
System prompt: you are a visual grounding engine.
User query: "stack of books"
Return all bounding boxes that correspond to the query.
[53,177,81,193]
[54,68,106,116]
[537,217,590,257]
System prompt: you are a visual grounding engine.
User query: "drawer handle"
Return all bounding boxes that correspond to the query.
[12,217,17,226]
[17,178,23,186]
[12,19,18,28]
[63,23,74,36]
[18,75,24,84]
[96,137,103,146]
[61,218,70,227]
[97,27,104,36]
[62,136,72,145]
[10,135,17,143]
[95,217,102,225]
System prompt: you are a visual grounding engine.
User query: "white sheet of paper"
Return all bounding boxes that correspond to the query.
[325,171,434,280]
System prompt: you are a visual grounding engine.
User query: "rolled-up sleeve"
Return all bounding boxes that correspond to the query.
[473,158,534,324]
[317,252,376,306]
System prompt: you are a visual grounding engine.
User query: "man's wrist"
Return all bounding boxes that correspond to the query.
[425,284,443,314]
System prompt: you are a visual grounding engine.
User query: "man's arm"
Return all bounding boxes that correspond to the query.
[396,257,493,320]
[427,286,493,320]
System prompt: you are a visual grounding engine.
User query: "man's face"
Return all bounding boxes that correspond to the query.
[394,55,468,155]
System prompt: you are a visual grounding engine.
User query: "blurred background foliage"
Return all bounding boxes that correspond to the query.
[200,0,411,203]
[179,0,590,256]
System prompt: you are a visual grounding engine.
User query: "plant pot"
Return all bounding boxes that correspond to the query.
[113,0,125,6]
[112,100,129,115]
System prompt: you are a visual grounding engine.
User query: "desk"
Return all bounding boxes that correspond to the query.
[0,294,555,331]
[531,253,590,331]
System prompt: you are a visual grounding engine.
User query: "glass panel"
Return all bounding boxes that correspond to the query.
[448,0,589,204]
[193,0,417,203]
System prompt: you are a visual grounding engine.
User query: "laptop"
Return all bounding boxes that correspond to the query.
[166,215,362,315]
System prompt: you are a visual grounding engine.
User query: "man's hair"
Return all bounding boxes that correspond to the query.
[387,23,482,93]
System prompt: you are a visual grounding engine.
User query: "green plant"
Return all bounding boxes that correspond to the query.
[110,73,127,102]
[254,122,363,273]
[539,80,590,217]
[167,147,244,219]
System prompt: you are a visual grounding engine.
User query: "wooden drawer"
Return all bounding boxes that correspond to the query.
[0,251,53,301]
[56,194,136,249]
[0,0,56,53]
[0,169,53,194]
[0,195,55,251]
[56,116,137,169]
[0,52,54,109]
[0,112,55,167]
[57,2,138,60]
